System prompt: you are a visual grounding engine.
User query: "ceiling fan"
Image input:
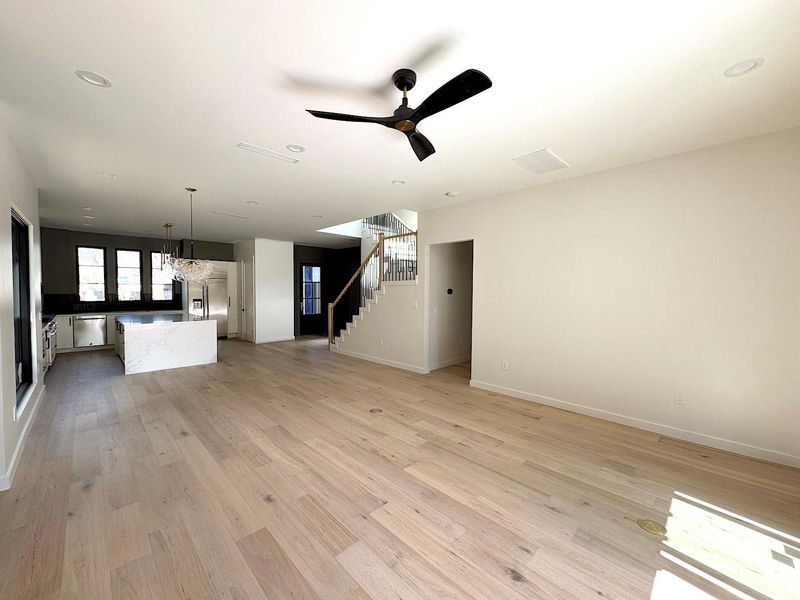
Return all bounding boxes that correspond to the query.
[306,68,492,161]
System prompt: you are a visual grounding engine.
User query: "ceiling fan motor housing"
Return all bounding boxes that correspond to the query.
[392,68,417,91]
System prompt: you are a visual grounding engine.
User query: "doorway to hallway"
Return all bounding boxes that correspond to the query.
[427,240,474,378]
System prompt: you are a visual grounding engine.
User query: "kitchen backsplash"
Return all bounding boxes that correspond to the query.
[43,291,182,315]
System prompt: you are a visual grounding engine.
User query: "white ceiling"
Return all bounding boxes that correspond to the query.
[1,1,799,247]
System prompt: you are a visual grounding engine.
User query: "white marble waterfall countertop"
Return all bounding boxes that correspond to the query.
[115,313,207,326]
[117,313,217,374]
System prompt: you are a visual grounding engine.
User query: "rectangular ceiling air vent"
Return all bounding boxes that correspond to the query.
[236,141,300,164]
[512,148,569,175]
[211,211,248,220]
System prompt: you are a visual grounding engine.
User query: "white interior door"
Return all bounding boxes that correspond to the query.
[240,256,255,342]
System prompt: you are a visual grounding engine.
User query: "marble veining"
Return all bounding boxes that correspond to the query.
[118,314,217,374]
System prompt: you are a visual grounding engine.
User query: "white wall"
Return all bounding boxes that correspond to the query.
[333,281,426,373]
[394,209,418,232]
[253,238,294,344]
[0,125,44,489]
[428,241,473,370]
[419,126,800,466]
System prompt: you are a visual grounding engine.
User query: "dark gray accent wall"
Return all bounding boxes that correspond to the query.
[293,244,360,337]
[179,239,234,261]
[40,227,234,314]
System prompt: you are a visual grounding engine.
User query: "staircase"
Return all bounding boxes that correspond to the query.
[328,228,417,348]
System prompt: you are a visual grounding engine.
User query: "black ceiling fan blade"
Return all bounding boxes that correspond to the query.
[411,69,492,123]
[406,130,435,161]
[306,110,392,125]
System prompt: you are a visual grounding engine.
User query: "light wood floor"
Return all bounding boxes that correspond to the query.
[1,338,798,599]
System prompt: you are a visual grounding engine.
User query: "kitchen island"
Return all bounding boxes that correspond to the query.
[115,313,217,374]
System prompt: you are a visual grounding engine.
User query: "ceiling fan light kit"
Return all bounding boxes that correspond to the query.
[307,68,492,161]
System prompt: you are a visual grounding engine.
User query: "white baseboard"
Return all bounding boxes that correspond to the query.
[430,355,471,370]
[331,346,430,374]
[469,379,800,468]
[1,384,46,491]
[256,336,295,344]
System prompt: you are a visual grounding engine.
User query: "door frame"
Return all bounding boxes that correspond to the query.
[239,255,255,342]
[423,239,475,375]
[10,205,39,421]
[298,262,324,336]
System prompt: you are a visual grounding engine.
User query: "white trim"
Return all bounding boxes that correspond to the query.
[469,379,800,468]
[12,381,36,421]
[1,384,45,491]
[383,279,418,287]
[331,346,430,374]
[256,336,295,344]
[429,354,471,371]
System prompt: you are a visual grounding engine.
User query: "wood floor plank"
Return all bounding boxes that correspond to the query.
[106,502,152,571]
[110,554,165,600]
[61,476,112,598]
[148,524,217,600]
[336,541,425,600]
[238,527,322,600]
[4,456,71,599]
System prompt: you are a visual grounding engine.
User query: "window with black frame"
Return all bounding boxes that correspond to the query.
[301,265,322,315]
[77,246,106,301]
[116,249,142,301]
[151,251,174,300]
[11,210,32,402]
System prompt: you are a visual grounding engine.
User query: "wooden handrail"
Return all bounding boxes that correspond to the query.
[328,239,380,346]
[331,240,379,308]
[327,230,418,346]
[382,231,417,242]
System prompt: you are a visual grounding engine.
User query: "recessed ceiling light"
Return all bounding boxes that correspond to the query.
[246,201,259,206]
[75,70,112,87]
[723,57,765,78]
[83,215,95,220]
[445,191,458,197]
[236,141,299,163]
[96,171,118,179]
[82,207,93,211]
[392,179,406,185]
[286,144,305,153]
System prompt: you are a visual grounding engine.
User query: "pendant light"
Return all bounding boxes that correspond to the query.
[161,223,176,269]
[168,187,214,283]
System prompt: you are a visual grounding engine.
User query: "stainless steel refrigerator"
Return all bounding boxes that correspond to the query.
[187,265,229,337]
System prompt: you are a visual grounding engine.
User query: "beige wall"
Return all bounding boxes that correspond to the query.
[420,126,800,466]
[0,125,44,489]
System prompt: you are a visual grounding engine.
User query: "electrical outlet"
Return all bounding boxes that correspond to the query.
[459,337,464,345]
[673,392,685,406]
[379,338,384,347]
[502,360,509,371]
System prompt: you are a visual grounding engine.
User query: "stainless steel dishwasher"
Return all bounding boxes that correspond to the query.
[73,315,107,347]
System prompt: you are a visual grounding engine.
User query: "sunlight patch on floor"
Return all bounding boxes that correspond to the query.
[655,491,799,599]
